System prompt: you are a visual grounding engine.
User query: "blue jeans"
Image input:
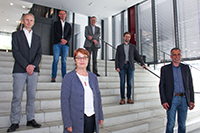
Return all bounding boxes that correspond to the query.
[166,95,188,133]
[119,63,134,99]
[52,42,68,78]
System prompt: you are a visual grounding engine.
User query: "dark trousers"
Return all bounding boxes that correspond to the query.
[84,114,95,133]
[85,45,98,74]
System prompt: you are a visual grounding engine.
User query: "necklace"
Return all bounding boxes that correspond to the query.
[76,72,88,86]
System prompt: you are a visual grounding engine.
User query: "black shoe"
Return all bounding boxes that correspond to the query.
[95,73,100,77]
[7,124,19,132]
[27,119,41,128]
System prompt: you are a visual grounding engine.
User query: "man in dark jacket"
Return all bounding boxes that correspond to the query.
[7,13,42,132]
[159,48,195,133]
[115,32,147,105]
[51,10,71,82]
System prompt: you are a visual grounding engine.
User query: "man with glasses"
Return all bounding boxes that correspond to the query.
[51,10,71,82]
[84,16,101,76]
[115,32,147,105]
[159,48,195,133]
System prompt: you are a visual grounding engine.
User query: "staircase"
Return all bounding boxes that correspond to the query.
[0,51,200,133]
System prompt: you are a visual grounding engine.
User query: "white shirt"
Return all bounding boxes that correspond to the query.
[23,28,33,48]
[76,73,95,117]
[60,19,65,38]
[91,25,95,34]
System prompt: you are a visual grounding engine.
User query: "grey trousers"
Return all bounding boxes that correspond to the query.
[85,45,98,74]
[10,72,38,124]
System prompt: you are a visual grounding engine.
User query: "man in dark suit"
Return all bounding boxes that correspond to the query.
[115,32,147,105]
[84,16,100,76]
[7,13,42,132]
[159,48,195,133]
[51,10,71,82]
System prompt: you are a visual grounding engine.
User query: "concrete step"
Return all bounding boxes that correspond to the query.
[101,115,166,133]
[1,110,200,133]
[0,121,63,133]
[148,112,200,133]
[0,73,159,82]
[0,94,161,113]
[0,79,159,91]
[0,105,164,128]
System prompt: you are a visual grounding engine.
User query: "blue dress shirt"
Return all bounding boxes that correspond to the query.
[172,63,185,93]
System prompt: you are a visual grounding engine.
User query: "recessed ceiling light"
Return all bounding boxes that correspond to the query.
[22,6,26,8]
[89,2,93,6]
[10,3,13,6]
[4,29,6,31]
[16,21,19,23]
[6,19,9,21]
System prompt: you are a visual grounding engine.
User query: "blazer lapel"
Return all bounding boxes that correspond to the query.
[180,64,186,90]
[89,25,93,35]
[169,63,174,91]
[30,33,35,49]
[21,30,29,48]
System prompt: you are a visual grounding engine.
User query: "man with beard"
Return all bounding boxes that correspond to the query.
[115,32,147,105]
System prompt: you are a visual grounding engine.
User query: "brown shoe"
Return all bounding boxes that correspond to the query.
[51,78,56,82]
[119,99,125,105]
[127,99,134,104]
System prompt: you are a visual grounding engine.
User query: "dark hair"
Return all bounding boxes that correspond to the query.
[170,48,181,55]
[123,32,131,37]
[59,10,67,14]
[73,48,90,60]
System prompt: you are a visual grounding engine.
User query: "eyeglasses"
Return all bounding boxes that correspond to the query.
[59,13,66,15]
[75,56,88,60]
[124,36,131,38]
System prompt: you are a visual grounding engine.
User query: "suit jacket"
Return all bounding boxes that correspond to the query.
[12,30,42,73]
[115,43,144,70]
[54,20,71,45]
[61,69,104,133]
[159,63,194,109]
[84,25,100,49]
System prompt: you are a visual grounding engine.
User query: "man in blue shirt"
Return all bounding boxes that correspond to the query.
[159,48,195,133]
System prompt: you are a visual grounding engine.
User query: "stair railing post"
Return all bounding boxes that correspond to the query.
[105,42,107,77]
[132,72,134,103]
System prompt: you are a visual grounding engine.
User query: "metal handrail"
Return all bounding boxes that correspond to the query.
[100,38,160,78]
[142,43,200,72]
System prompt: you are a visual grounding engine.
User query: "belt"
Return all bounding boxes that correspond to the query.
[174,93,185,96]
[125,61,129,64]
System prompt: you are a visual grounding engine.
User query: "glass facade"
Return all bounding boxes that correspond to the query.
[177,0,200,59]
[111,0,200,63]
[156,0,175,62]
[0,32,12,50]
[112,11,128,58]
[138,0,153,62]
[74,13,88,49]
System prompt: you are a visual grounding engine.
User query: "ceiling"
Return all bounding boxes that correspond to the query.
[23,0,144,18]
[0,0,144,33]
[0,0,32,33]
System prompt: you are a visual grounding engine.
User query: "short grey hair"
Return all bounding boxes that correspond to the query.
[22,13,35,21]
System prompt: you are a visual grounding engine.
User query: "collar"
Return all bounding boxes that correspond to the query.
[91,24,95,27]
[123,42,130,46]
[172,62,181,68]
[23,28,32,34]
[60,19,65,23]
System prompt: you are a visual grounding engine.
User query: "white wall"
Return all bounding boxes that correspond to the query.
[103,16,113,60]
